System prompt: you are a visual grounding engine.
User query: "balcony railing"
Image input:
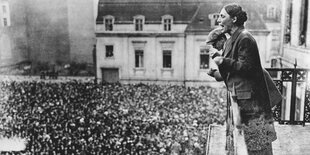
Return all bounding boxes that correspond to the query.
[229,67,310,155]
[266,68,310,126]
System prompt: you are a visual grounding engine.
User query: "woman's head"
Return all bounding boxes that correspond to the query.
[217,3,247,33]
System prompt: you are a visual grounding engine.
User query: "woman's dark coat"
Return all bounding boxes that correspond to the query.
[212,26,282,151]
[214,26,282,114]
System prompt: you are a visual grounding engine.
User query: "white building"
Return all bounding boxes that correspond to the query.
[278,0,310,122]
[0,0,28,67]
[280,0,310,68]
[95,0,271,86]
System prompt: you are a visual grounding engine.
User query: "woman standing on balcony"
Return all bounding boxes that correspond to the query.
[207,3,280,155]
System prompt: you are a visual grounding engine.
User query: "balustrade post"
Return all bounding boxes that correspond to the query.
[289,59,297,124]
[229,91,248,155]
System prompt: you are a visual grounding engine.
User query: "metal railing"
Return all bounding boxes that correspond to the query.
[228,65,310,154]
[266,67,310,126]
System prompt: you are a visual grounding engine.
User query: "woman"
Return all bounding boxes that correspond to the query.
[208,3,279,155]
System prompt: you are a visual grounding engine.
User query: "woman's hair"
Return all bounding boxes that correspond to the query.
[224,3,247,26]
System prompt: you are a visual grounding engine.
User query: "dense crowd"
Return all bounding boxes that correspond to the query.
[0,79,226,155]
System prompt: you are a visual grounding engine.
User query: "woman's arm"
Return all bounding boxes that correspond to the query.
[213,70,224,81]
[208,69,224,81]
[216,37,260,75]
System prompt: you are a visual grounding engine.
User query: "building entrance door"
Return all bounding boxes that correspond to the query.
[101,68,119,83]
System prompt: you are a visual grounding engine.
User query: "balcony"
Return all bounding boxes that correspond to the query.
[207,67,310,155]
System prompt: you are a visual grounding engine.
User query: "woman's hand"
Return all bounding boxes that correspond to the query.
[209,48,218,57]
[207,68,217,77]
[209,48,222,59]
[213,56,224,65]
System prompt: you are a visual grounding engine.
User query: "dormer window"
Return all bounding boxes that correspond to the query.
[162,15,173,31]
[134,15,145,31]
[104,15,114,31]
[208,13,219,28]
[267,5,277,19]
[135,19,143,31]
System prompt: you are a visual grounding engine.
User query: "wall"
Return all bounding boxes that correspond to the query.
[251,31,271,68]
[96,23,188,33]
[281,0,310,68]
[185,34,218,82]
[96,30,271,84]
[25,0,70,64]
[96,36,124,78]
[96,22,188,83]
[282,47,310,68]
[0,0,28,66]
[1,0,97,68]
[67,0,96,63]
[96,35,186,83]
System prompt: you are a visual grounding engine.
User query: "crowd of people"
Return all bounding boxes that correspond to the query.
[0,79,227,154]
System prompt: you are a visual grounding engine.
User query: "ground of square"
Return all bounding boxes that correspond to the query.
[207,123,310,155]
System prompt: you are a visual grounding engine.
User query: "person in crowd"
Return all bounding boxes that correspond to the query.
[0,79,228,154]
[207,3,280,155]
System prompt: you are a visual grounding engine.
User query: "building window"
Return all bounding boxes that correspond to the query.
[3,18,7,26]
[163,50,172,68]
[200,47,210,69]
[299,0,308,46]
[267,6,276,19]
[132,41,147,69]
[160,41,174,69]
[162,15,173,31]
[134,15,145,31]
[2,5,7,14]
[284,0,293,44]
[135,19,143,31]
[135,50,144,67]
[105,18,113,31]
[105,45,114,57]
[213,14,219,26]
[271,58,277,68]
[1,2,10,27]
[161,15,173,31]
[163,19,171,31]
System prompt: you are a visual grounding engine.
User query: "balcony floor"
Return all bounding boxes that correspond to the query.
[207,123,310,155]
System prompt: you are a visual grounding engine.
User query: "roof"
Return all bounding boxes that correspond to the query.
[185,3,220,32]
[97,0,267,32]
[97,1,199,23]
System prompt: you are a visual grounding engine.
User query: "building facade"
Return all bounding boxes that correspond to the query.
[277,0,310,122]
[0,0,97,68]
[253,0,283,67]
[95,0,271,86]
[280,0,310,68]
[0,0,28,66]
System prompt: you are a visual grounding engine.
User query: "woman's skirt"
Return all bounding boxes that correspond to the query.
[225,92,277,155]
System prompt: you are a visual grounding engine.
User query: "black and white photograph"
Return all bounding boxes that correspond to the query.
[0,0,309,154]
